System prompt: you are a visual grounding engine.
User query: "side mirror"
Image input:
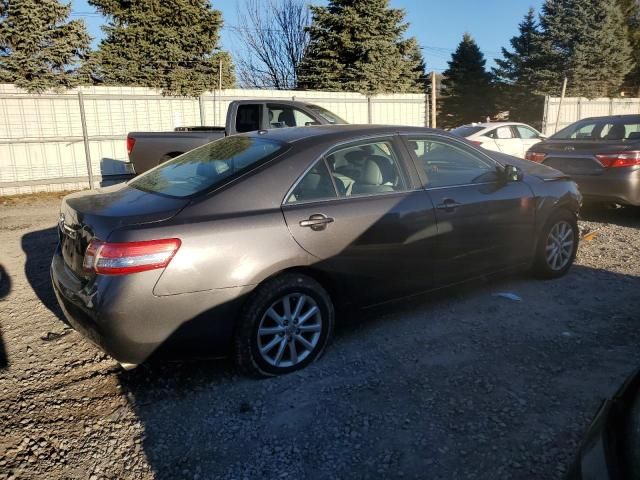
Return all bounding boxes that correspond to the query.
[502,164,524,183]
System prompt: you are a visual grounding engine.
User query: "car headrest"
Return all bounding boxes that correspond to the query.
[277,110,295,127]
[361,159,384,185]
[345,150,367,165]
[606,123,626,140]
[367,155,395,183]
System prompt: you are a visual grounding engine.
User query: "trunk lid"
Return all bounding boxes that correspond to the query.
[537,140,638,175]
[58,183,189,279]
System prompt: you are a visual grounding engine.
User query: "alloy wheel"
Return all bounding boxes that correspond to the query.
[545,220,575,271]
[257,293,323,368]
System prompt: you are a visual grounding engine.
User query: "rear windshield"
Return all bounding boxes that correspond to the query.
[307,105,347,124]
[129,136,284,198]
[450,126,484,137]
[552,119,640,140]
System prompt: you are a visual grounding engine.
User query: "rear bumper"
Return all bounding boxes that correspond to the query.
[571,168,640,206]
[50,250,250,366]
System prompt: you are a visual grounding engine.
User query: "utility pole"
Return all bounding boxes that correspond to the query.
[554,77,568,133]
[219,58,223,91]
[431,71,437,129]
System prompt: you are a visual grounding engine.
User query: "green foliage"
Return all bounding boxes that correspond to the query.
[534,0,633,98]
[89,0,235,96]
[617,0,640,94]
[493,9,546,126]
[440,34,494,128]
[297,0,426,94]
[0,0,91,93]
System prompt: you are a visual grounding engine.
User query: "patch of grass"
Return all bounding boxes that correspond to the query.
[1,190,82,207]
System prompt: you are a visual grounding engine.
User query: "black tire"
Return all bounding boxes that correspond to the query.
[533,209,579,279]
[234,273,334,377]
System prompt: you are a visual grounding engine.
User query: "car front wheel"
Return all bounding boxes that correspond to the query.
[533,209,579,279]
[234,273,334,377]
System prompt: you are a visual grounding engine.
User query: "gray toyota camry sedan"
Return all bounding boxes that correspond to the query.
[51,125,581,376]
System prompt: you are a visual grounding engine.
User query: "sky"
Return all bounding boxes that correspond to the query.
[70,0,546,73]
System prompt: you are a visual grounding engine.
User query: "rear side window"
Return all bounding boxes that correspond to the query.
[235,104,261,133]
[286,161,337,204]
[267,104,316,128]
[515,125,540,139]
[488,126,514,139]
[130,136,284,198]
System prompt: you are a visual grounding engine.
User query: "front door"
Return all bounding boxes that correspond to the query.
[402,135,536,285]
[282,137,439,305]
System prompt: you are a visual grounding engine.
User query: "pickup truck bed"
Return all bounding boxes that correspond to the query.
[127,100,347,174]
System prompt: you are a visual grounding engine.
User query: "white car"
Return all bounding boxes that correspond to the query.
[450,122,545,159]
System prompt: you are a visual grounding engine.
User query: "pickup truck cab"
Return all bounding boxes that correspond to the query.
[127,100,347,174]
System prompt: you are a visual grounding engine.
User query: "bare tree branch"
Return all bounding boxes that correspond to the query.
[234,0,310,89]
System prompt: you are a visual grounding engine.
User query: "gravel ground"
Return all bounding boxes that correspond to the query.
[1,195,639,480]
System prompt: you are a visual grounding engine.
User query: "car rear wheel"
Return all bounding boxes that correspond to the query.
[533,209,578,279]
[234,273,334,377]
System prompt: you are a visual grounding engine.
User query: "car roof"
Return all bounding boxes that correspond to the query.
[457,122,530,129]
[244,124,443,144]
[576,114,640,122]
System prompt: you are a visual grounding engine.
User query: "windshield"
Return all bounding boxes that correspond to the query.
[450,126,485,137]
[552,118,640,140]
[129,136,285,198]
[308,105,348,124]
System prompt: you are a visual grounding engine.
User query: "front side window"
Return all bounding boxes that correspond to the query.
[406,137,495,188]
[516,125,540,139]
[235,104,261,133]
[130,136,284,198]
[307,105,347,124]
[268,104,316,128]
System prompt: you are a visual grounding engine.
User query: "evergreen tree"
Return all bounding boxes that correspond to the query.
[297,0,425,94]
[440,34,494,127]
[617,0,640,95]
[0,0,91,93]
[89,0,235,96]
[534,0,633,98]
[493,9,546,126]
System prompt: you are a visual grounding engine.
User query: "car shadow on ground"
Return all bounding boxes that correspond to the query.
[580,205,640,228]
[21,227,65,321]
[114,265,640,480]
[0,264,10,369]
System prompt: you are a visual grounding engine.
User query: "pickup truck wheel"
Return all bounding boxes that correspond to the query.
[234,273,334,377]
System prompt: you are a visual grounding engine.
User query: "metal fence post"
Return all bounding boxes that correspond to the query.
[367,96,373,124]
[77,91,94,190]
[199,94,206,126]
[425,93,430,128]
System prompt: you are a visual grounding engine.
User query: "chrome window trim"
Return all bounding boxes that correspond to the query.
[282,133,411,206]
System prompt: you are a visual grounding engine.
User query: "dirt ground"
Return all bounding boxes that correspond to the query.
[1,195,639,480]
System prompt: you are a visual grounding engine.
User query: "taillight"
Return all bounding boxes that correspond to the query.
[126,136,136,155]
[595,151,640,168]
[83,239,181,275]
[470,140,483,147]
[525,151,546,163]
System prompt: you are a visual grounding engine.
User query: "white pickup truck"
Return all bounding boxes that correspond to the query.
[126,100,347,174]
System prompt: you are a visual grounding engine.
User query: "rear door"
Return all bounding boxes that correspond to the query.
[489,126,524,157]
[402,134,536,285]
[282,136,440,305]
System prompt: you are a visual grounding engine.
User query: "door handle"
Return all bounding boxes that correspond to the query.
[299,214,334,231]
[436,199,463,211]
